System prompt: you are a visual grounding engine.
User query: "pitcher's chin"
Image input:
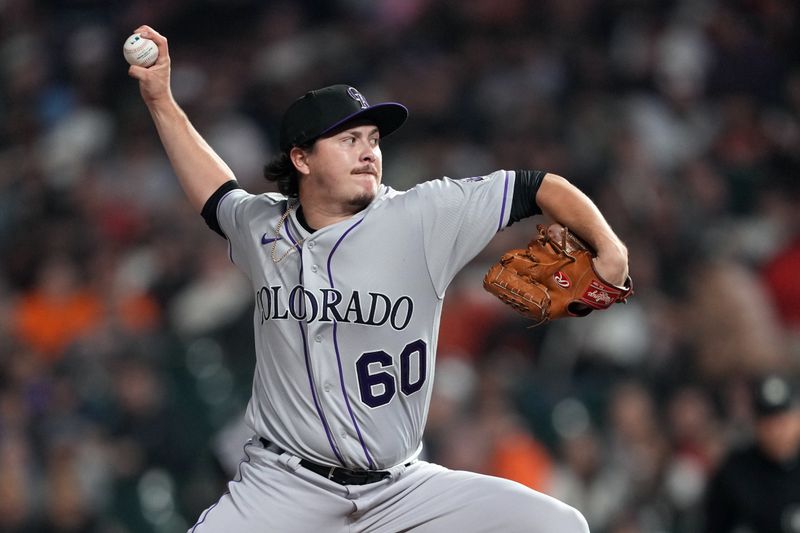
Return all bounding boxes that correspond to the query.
[348,186,378,211]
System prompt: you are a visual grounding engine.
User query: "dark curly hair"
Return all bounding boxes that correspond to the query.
[263,143,314,198]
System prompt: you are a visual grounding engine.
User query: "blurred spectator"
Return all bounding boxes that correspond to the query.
[431,355,554,492]
[167,242,251,339]
[662,385,726,533]
[550,425,630,533]
[704,374,800,533]
[761,157,800,334]
[0,417,37,532]
[764,238,800,332]
[684,259,788,381]
[477,383,554,492]
[606,379,674,531]
[11,256,103,361]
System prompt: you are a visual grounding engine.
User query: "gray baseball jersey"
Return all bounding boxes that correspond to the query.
[192,169,590,532]
[217,170,513,470]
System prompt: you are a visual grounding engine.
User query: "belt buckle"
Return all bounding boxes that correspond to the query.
[327,466,337,480]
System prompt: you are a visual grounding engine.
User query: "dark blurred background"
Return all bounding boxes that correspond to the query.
[1,1,799,532]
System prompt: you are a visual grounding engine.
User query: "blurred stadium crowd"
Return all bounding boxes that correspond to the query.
[1,0,799,531]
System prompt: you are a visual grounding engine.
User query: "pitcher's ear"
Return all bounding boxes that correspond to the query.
[289,146,311,176]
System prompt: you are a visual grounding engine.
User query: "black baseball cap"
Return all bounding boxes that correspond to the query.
[752,374,798,418]
[279,84,408,152]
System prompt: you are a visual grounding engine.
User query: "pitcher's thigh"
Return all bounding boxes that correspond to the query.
[188,445,352,533]
[378,465,589,533]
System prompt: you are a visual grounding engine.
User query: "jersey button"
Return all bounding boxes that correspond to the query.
[311,265,318,273]
[315,335,322,343]
[308,241,315,249]
[324,383,331,392]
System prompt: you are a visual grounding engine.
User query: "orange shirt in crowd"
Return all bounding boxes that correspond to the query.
[12,290,104,361]
[489,431,553,492]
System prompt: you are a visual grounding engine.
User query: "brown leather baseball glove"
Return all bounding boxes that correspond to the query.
[483,224,633,327]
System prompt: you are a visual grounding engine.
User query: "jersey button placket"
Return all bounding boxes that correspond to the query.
[300,236,341,448]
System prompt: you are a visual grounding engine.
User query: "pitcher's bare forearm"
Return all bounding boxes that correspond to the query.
[148,98,235,212]
[128,25,234,212]
[536,173,629,285]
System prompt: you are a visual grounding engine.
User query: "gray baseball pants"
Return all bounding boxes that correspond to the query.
[189,438,589,532]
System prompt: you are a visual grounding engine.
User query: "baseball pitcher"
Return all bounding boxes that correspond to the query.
[129,24,630,533]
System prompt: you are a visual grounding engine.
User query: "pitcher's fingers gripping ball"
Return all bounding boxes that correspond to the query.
[123,33,158,67]
[483,223,633,327]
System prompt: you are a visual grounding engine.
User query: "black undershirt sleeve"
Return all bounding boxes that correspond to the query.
[201,180,241,238]
[508,169,546,226]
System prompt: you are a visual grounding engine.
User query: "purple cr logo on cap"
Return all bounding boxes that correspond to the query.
[347,87,369,109]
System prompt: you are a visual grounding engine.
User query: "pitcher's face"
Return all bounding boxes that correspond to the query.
[300,123,382,212]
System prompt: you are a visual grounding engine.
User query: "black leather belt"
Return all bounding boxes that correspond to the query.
[259,438,392,485]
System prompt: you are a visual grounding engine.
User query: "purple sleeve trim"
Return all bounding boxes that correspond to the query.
[498,170,510,232]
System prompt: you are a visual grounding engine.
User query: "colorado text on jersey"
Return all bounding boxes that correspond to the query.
[255,285,414,331]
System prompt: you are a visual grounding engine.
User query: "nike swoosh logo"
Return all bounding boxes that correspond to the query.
[261,234,282,245]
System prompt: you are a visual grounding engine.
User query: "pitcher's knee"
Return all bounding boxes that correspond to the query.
[484,478,590,532]
[524,499,589,533]
[565,506,590,533]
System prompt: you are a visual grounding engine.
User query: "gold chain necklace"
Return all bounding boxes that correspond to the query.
[272,202,305,263]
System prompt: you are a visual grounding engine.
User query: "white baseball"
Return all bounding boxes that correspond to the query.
[123,33,158,67]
